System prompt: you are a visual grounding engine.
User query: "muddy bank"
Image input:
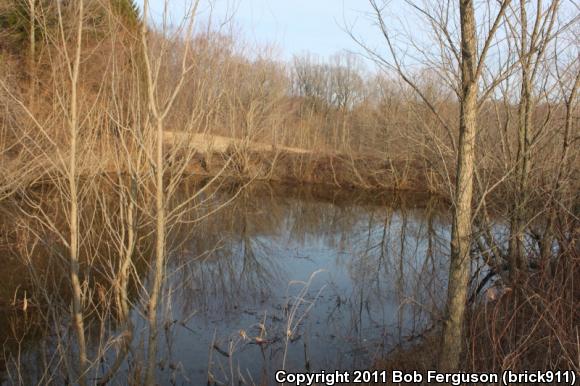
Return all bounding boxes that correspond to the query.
[180,146,438,193]
[162,132,428,190]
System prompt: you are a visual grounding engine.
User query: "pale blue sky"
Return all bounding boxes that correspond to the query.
[134,0,396,62]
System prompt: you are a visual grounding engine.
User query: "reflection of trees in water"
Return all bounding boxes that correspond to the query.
[331,197,450,357]
[164,185,451,372]
[167,187,287,317]
[154,184,451,339]
[0,181,450,383]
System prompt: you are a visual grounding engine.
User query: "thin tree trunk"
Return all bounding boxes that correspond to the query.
[28,0,36,105]
[67,0,87,383]
[540,70,579,263]
[139,2,199,380]
[145,116,165,386]
[119,177,136,321]
[509,0,532,277]
[140,7,167,379]
[439,0,478,372]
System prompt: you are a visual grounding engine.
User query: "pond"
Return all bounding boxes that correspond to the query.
[0,182,452,385]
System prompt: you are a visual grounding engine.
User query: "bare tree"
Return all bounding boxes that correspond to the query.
[506,0,564,275]
[351,0,511,370]
[60,0,88,382]
[438,0,480,371]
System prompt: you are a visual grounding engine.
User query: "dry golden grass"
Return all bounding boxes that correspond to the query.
[163,131,311,155]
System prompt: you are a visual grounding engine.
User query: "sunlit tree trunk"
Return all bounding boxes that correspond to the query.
[59,0,88,383]
[139,9,166,381]
[439,0,478,372]
[27,0,36,104]
[145,114,166,385]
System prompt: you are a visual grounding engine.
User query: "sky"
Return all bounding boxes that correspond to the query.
[134,0,394,62]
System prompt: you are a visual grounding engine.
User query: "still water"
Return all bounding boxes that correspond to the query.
[0,183,452,385]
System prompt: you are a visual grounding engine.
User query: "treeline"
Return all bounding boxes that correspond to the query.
[2,1,576,197]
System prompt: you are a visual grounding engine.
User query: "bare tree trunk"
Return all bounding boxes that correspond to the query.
[145,115,165,385]
[119,177,137,321]
[508,0,561,276]
[62,0,88,383]
[439,0,478,372]
[140,3,167,383]
[138,2,200,382]
[540,70,579,263]
[28,0,35,65]
[509,0,532,277]
[28,0,36,105]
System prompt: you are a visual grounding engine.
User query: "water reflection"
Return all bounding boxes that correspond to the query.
[0,182,451,385]
[150,184,451,384]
